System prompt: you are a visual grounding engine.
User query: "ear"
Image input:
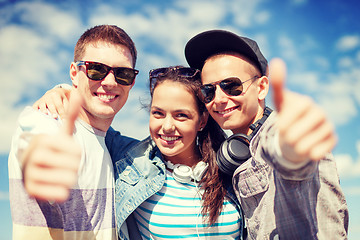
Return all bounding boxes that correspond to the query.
[70,62,79,87]
[257,76,269,101]
[199,111,209,131]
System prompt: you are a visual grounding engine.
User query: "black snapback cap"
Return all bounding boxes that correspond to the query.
[185,30,268,76]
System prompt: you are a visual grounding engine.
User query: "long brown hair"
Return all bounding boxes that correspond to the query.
[149,66,229,225]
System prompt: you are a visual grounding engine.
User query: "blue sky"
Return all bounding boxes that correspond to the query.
[0,0,359,239]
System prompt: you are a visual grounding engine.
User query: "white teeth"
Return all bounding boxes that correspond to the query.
[218,109,233,114]
[161,136,180,141]
[97,94,115,100]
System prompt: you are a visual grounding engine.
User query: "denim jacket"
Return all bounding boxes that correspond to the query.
[106,131,245,239]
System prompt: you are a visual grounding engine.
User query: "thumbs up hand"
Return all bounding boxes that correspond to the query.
[22,91,83,202]
[269,58,337,163]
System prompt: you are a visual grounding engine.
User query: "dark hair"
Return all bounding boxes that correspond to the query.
[74,25,137,67]
[149,66,229,225]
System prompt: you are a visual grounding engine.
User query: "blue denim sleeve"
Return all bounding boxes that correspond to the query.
[105,127,140,165]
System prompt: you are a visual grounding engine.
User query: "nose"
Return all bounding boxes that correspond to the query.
[162,116,175,133]
[213,85,228,104]
[101,70,118,87]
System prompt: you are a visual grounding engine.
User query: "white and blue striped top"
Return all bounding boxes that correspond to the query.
[134,169,241,239]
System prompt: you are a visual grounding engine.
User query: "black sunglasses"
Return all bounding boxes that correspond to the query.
[149,66,200,91]
[149,66,199,79]
[76,61,139,86]
[199,76,259,103]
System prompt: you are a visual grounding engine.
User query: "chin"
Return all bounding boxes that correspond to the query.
[159,149,177,158]
[220,120,239,131]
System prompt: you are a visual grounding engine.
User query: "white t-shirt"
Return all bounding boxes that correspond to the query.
[8,107,116,240]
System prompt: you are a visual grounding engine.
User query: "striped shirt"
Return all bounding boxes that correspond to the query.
[134,169,241,239]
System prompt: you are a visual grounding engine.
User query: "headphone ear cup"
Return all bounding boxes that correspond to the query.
[172,161,209,183]
[216,107,272,176]
[173,165,193,183]
[192,161,208,182]
[216,134,251,175]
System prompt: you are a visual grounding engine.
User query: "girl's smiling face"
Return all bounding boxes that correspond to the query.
[149,80,207,165]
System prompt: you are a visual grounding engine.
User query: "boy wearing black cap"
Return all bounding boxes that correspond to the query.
[185,30,348,239]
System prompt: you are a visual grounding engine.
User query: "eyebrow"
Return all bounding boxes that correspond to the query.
[151,106,195,115]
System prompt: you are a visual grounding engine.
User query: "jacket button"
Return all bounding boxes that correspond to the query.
[123,169,130,176]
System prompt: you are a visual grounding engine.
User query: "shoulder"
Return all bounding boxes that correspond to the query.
[105,127,140,160]
[106,127,139,146]
[17,106,61,135]
[125,136,159,159]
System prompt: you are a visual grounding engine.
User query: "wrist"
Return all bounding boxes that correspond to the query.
[275,130,310,170]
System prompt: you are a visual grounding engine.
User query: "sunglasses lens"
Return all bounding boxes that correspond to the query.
[114,68,136,85]
[200,85,216,103]
[149,68,167,79]
[199,78,244,103]
[87,63,109,80]
[220,78,243,96]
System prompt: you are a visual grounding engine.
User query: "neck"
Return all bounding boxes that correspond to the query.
[232,105,266,135]
[78,109,112,132]
[164,149,201,167]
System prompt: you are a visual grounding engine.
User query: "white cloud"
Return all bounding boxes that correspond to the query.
[313,56,330,69]
[335,154,360,178]
[256,11,271,24]
[277,35,298,60]
[314,56,330,70]
[338,57,353,68]
[320,67,360,125]
[289,71,321,92]
[335,140,360,178]
[14,2,83,43]
[227,0,270,27]
[320,95,357,126]
[336,35,360,51]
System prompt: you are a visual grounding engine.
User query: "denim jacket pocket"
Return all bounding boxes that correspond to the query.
[234,160,270,198]
[115,158,141,186]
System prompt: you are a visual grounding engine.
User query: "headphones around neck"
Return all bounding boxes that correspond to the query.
[216,107,272,175]
[166,160,208,183]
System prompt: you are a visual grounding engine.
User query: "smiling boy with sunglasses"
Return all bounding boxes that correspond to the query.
[8,25,139,240]
[185,30,348,239]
